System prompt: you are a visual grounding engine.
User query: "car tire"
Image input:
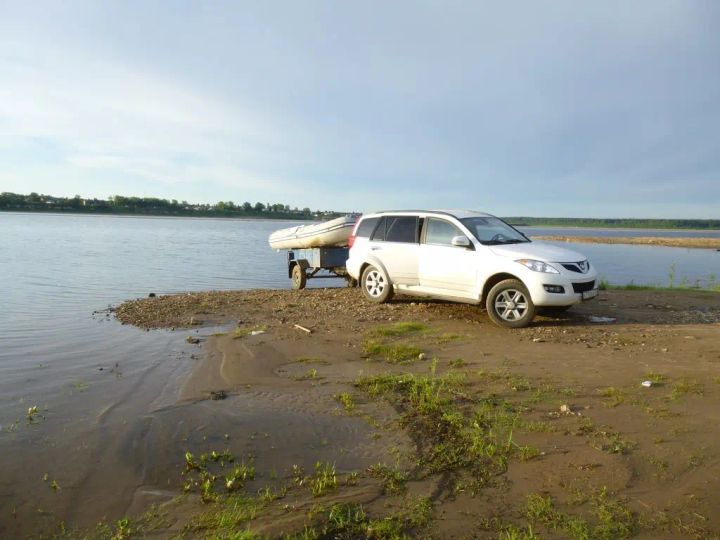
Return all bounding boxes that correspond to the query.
[291,264,307,290]
[361,265,393,303]
[486,279,535,328]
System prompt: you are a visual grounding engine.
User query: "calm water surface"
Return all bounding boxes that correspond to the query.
[0,213,718,533]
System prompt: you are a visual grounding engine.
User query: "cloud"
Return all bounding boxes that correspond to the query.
[0,2,718,216]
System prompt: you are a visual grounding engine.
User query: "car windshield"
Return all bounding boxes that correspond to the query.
[460,217,530,245]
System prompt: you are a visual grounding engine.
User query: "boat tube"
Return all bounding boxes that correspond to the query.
[268,215,358,250]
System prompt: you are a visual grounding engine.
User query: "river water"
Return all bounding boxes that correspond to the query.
[0,212,718,534]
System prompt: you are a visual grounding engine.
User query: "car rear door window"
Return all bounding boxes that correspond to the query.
[356,217,379,238]
[425,218,462,246]
[370,216,387,241]
[385,216,418,243]
[371,216,418,243]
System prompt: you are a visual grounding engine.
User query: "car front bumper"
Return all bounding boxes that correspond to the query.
[524,268,599,307]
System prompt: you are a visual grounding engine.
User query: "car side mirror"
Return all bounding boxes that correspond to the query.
[451,235,471,248]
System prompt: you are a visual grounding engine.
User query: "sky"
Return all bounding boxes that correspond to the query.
[0,1,718,218]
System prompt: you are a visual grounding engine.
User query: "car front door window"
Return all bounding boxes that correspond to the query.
[426,218,462,246]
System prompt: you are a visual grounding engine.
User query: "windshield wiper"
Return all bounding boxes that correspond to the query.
[483,238,528,245]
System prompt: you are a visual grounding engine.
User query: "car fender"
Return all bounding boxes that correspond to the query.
[477,260,529,296]
[358,255,393,285]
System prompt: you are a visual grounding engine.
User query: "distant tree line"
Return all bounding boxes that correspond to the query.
[2,193,716,229]
[0,192,342,220]
[506,216,720,230]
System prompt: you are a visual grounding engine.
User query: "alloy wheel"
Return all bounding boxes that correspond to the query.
[365,270,386,297]
[494,289,528,321]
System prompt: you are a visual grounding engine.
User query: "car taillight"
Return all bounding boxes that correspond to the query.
[348,216,361,248]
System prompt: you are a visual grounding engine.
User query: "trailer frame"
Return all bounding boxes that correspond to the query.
[286,247,356,289]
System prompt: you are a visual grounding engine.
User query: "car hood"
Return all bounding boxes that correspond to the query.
[488,241,587,262]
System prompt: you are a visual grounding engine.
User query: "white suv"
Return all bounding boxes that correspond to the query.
[346,210,598,328]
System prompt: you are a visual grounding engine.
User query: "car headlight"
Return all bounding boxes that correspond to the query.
[516,259,560,274]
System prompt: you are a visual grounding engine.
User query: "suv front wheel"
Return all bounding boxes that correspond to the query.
[486,279,535,328]
[361,265,394,303]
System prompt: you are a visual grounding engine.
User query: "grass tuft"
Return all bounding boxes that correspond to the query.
[362,339,423,364]
[371,321,429,337]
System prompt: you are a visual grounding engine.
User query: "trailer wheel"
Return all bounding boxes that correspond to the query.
[291,264,307,290]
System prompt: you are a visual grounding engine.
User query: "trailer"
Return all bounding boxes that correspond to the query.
[286,247,356,289]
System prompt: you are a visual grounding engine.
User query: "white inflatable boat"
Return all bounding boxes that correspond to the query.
[268,215,358,250]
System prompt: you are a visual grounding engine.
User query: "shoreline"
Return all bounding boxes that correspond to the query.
[532,234,720,250]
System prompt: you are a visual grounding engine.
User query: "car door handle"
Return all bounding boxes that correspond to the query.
[371,246,381,251]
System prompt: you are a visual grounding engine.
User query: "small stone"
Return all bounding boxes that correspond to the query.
[418,353,426,361]
[560,404,572,414]
[532,337,545,343]
[148,292,156,298]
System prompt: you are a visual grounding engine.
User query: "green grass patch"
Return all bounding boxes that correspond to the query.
[669,379,703,401]
[286,499,431,540]
[371,321,429,337]
[598,387,626,408]
[295,368,323,381]
[436,332,465,344]
[310,461,337,497]
[355,362,534,489]
[186,494,265,534]
[367,464,409,495]
[362,339,423,364]
[525,489,637,539]
[645,372,666,385]
[334,392,355,411]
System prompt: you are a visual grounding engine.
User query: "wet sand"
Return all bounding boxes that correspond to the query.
[7,287,720,538]
[532,235,720,250]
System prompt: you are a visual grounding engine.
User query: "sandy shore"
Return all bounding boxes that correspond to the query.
[94,287,720,538]
[532,235,720,250]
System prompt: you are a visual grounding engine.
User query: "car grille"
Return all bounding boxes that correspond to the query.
[562,261,589,273]
[572,280,596,293]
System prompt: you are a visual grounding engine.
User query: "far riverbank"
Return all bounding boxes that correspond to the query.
[532,235,720,250]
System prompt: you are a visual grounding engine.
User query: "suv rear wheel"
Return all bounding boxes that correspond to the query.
[361,265,394,303]
[486,279,535,328]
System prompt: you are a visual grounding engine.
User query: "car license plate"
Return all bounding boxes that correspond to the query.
[582,289,599,300]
